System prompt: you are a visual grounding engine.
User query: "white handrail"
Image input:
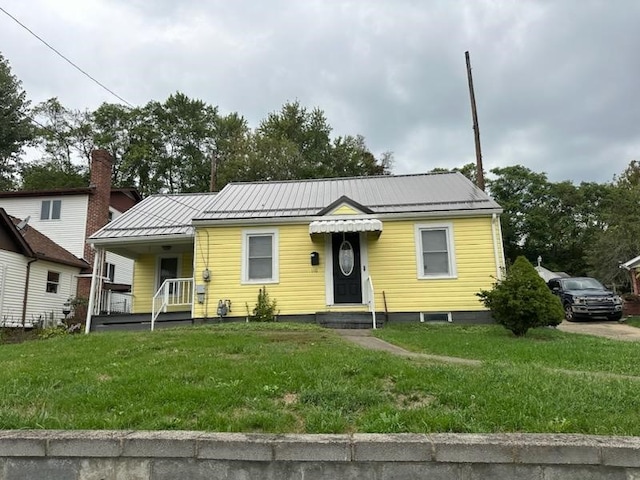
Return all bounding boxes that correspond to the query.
[366,275,377,330]
[151,278,193,331]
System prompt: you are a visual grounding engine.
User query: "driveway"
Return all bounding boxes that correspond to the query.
[557,320,640,341]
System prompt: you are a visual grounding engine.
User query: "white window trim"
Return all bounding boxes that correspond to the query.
[414,222,457,279]
[40,199,62,221]
[46,270,61,294]
[241,228,279,284]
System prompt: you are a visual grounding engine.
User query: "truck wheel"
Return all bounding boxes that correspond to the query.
[564,304,575,322]
[608,313,622,321]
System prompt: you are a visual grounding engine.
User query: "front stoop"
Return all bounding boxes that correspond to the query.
[316,311,382,329]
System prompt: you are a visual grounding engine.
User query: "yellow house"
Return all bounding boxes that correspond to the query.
[86,172,505,331]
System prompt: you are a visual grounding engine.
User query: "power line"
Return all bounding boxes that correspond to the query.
[0,6,134,107]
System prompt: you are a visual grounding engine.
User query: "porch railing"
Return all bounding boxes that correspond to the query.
[151,278,193,331]
[366,275,377,330]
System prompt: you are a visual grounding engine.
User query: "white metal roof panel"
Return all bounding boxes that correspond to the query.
[90,193,216,240]
[196,172,500,221]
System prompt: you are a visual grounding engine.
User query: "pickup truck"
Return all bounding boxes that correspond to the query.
[547,277,623,321]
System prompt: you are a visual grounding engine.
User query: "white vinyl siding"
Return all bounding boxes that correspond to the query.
[241,229,279,284]
[0,195,89,258]
[0,252,80,327]
[415,223,457,279]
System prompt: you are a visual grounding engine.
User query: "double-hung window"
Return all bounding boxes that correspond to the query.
[242,229,278,283]
[41,200,61,220]
[46,271,60,293]
[415,223,457,279]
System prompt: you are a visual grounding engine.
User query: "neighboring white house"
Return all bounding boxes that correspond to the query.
[0,150,141,316]
[0,208,89,327]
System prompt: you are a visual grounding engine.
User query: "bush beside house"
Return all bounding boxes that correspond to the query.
[478,256,564,336]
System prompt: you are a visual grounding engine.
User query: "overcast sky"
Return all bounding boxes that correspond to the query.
[2,0,639,184]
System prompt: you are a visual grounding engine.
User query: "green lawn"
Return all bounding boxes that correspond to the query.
[1,322,639,435]
[374,323,640,376]
[624,316,640,328]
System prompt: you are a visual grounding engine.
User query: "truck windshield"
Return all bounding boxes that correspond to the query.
[563,278,604,290]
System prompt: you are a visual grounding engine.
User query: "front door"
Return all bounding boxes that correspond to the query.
[157,257,179,294]
[332,232,362,304]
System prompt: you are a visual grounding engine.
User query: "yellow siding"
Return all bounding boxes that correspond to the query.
[193,225,327,318]
[367,217,496,312]
[331,205,359,215]
[131,253,194,313]
[192,216,499,318]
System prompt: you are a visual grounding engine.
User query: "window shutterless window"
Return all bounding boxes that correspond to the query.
[40,200,61,220]
[242,229,279,283]
[103,262,115,282]
[46,271,60,293]
[415,223,457,279]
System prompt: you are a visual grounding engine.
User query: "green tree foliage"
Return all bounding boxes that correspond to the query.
[487,165,606,276]
[477,256,564,336]
[250,101,392,181]
[0,52,34,190]
[21,160,87,190]
[32,98,94,168]
[587,165,640,288]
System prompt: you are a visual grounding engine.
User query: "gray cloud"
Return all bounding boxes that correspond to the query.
[1,0,638,184]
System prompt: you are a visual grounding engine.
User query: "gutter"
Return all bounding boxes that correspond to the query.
[22,257,38,327]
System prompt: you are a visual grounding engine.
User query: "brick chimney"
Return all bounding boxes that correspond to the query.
[77,149,113,300]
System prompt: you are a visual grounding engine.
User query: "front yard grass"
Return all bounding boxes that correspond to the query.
[375,323,640,376]
[1,322,639,435]
[624,316,640,328]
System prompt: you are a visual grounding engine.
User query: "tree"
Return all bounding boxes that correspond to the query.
[587,163,640,289]
[0,52,34,190]
[32,98,94,168]
[21,160,87,190]
[477,256,564,336]
[253,101,391,181]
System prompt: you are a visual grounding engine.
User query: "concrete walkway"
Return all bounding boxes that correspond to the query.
[557,320,640,341]
[335,326,640,381]
[335,329,481,366]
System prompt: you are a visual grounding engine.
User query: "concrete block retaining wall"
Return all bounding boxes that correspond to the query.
[1,431,640,479]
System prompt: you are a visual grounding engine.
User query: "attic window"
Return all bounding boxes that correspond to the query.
[41,200,61,220]
[46,271,60,294]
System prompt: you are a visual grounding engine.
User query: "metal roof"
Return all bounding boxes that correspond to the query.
[195,172,500,221]
[90,193,216,240]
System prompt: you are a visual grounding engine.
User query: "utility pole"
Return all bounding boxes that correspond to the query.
[465,51,485,191]
[210,150,218,192]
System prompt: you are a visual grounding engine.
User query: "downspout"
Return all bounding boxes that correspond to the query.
[84,248,103,334]
[491,214,502,280]
[22,257,38,327]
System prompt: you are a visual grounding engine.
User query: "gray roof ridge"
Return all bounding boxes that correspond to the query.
[223,171,460,187]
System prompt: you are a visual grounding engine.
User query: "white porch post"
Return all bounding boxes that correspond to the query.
[84,247,103,334]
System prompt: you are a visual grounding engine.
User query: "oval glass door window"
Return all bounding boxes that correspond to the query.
[339,241,355,276]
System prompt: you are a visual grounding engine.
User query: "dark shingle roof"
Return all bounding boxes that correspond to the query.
[0,209,89,269]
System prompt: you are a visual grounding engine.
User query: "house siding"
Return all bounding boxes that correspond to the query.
[367,217,495,313]
[0,195,89,259]
[0,252,79,326]
[193,224,326,318]
[131,253,194,313]
[192,215,497,320]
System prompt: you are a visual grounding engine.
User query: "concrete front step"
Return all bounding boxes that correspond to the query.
[315,311,382,329]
